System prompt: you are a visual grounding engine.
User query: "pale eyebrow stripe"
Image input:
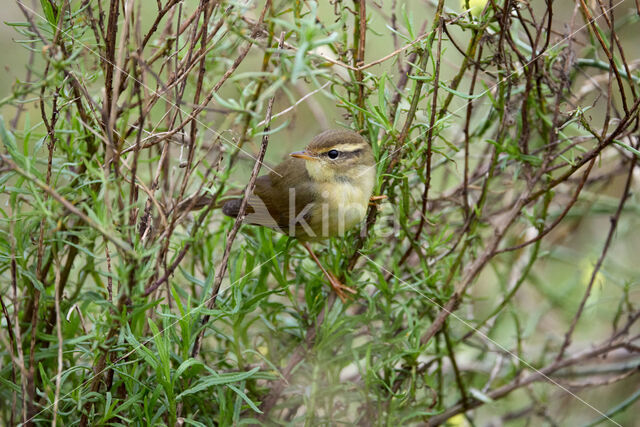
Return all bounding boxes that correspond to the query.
[317,143,368,152]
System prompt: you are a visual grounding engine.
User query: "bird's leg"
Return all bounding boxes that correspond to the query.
[302,242,356,302]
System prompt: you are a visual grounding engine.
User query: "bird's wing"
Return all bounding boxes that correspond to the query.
[222,158,317,234]
[220,176,274,226]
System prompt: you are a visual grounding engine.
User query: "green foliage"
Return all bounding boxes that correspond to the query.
[1,0,639,426]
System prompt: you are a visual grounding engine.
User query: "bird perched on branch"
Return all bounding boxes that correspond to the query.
[220,129,379,301]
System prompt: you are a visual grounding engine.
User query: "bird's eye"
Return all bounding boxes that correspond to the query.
[327,149,339,159]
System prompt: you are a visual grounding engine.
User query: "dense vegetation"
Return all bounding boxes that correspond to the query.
[1,0,639,425]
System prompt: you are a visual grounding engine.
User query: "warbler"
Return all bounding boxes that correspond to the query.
[221,129,377,300]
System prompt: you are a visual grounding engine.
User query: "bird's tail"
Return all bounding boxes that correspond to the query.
[175,189,242,213]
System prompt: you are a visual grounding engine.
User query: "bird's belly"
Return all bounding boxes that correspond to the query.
[308,182,369,238]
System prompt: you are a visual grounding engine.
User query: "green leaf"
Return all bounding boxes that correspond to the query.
[438,81,485,99]
[469,387,494,403]
[124,326,159,370]
[227,383,262,413]
[614,139,640,158]
[175,358,203,379]
[40,0,57,25]
[176,367,260,400]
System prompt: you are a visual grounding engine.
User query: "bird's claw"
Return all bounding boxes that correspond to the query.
[327,272,356,302]
[369,194,387,207]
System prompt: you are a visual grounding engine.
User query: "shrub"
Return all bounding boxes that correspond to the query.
[1,0,639,425]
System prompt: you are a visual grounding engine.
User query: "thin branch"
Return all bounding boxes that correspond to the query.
[190,43,279,359]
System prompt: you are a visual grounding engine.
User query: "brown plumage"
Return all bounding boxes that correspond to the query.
[222,129,376,240]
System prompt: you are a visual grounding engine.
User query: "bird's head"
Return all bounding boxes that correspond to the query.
[289,129,375,183]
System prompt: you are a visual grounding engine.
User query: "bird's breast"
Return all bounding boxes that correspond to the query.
[308,170,375,238]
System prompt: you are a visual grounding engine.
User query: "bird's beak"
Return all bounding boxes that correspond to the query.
[290,150,317,161]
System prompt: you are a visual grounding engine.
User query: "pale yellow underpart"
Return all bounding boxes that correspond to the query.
[304,161,375,238]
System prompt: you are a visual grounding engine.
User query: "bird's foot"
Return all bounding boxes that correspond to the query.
[369,194,387,207]
[326,272,357,303]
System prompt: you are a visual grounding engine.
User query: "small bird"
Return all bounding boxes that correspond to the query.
[221,129,377,301]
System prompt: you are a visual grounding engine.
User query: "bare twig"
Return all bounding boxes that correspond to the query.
[52,257,64,427]
[557,145,637,360]
[190,35,280,359]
